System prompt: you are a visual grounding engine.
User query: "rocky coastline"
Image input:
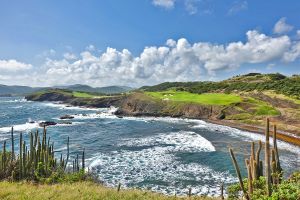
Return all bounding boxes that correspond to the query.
[25,91,300,147]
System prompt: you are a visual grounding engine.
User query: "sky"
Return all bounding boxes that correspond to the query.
[0,0,300,87]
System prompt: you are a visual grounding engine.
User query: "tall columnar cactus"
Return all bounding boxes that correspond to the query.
[229,148,249,200]
[273,125,282,175]
[245,159,253,195]
[82,148,85,171]
[255,140,262,177]
[64,136,70,171]
[265,118,272,196]
[19,132,23,179]
[2,141,7,172]
[11,127,14,161]
[0,126,86,182]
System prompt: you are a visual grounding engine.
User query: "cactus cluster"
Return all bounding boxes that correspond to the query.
[0,126,85,181]
[229,118,283,199]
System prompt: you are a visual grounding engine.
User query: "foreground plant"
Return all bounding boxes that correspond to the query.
[0,127,87,183]
[228,119,299,200]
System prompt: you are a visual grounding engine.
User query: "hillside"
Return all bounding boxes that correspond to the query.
[56,84,133,94]
[0,84,133,96]
[25,73,300,144]
[0,84,44,96]
[140,73,300,99]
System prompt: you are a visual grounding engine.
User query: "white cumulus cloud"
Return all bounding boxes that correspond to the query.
[0,59,32,73]
[37,30,293,87]
[273,17,294,34]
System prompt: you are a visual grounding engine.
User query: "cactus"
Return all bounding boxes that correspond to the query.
[0,126,86,182]
[64,136,69,171]
[255,140,262,178]
[229,148,249,200]
[273,125,282,175]
[19,132,23,179]
[76,154,79,172]
[265,118,272,196]
[2,141,7,172]
[188,188,192,197]
[245,159,253,195]
[82,148,85,171]
[220,183,224,200]
[117,183,121,192]
[11,127,14,161]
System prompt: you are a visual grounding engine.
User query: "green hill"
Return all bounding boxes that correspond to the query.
[140,73,300,99]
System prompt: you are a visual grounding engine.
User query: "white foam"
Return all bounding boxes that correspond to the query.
[120,131,215,152]
[87,143,233,197]
[189,120,300,155]
[43,102,102,111]
[118,116,300,155]
[71,112,118,120]
[56,122,84,127]
[0,98,28,103]
[0,122,39,133]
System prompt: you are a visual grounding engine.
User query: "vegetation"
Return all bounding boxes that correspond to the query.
[72,91,101,98]
[146,91,242,105]
[141,73,300,99]
[228,119,300,200]
[0,127,87,183]
[0,181,214,200]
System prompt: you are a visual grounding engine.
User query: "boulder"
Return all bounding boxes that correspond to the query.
[60,115,74,120]
[39,121,57,127]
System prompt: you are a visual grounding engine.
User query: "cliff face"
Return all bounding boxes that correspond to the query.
[26,91,224,120]
[116,93,223,119]
[26,91,124,108]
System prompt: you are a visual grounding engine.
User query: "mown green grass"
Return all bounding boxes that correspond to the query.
[0,181,214,200]
[72,91,98,98]
[72,91,117,98]
[146,91,241,106]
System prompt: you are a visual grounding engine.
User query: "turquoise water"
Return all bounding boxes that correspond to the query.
[0,97,299,196]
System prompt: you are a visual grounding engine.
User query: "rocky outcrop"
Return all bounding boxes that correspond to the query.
[26,92,73,102]
[116,93,223,119]
[27,91,225,120]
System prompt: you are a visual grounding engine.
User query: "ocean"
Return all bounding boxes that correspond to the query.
[0,97,299,196]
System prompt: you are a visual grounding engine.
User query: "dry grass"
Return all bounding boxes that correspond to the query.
[0,181,216,200]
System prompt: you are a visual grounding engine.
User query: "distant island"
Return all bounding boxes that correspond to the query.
[25,73,300,146]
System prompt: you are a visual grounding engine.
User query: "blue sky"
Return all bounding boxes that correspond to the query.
[0,0,300,87]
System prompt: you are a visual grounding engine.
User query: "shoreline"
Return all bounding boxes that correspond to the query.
[24,98,300,147]
[206,119,300,147]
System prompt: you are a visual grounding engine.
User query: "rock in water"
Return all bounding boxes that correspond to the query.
[39,121,57,127]
[60,115,74,120]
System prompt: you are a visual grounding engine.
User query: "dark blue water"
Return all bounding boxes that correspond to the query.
[0,97,299,196]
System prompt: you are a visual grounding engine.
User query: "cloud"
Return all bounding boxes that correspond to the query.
[283,41,300,62]
[228,0,248,15]
[152,0,203,14]
[152,0,175,9]
[0,59,32,73]
[63,53,77,60]
[2,19,300,87]
[184,0,199,15]
[34,30,292,87]
[273,17,294,34]
[86,44,96,51]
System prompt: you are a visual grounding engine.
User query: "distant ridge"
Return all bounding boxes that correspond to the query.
[0,84,44,96]
[0,84,133,96]
[55,84,134,94]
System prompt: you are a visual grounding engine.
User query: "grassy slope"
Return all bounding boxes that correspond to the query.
[0,182,214,200]
[146,91,241,105]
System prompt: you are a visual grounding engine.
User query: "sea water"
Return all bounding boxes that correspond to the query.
[0,97,299,196]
